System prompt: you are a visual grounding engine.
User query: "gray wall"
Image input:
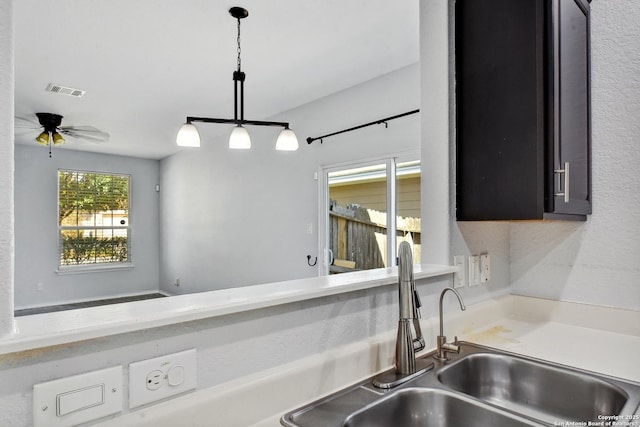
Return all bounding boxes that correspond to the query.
[14,145,161,308]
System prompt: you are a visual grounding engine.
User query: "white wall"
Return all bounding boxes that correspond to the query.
[0,0,15,335]
[14,145,161,308]
[159,65,422,294]
[510,0,640,310]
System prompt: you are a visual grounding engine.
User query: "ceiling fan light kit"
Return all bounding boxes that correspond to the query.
[176,6,299,151]
[34,112,65,148]
[14,112,110,157]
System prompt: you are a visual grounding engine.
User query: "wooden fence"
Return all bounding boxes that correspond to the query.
[328,201,421,273]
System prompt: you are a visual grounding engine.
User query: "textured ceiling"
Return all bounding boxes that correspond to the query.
[14,0,419,159]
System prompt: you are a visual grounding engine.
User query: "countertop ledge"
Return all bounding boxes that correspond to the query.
[0,264,456,355]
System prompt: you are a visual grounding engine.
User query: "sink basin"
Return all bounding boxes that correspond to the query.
[342,388,539,427]
[282,342,640,427]
[437,352,629,424]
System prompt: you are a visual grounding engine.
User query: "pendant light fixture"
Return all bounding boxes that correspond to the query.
[176,6,299,151]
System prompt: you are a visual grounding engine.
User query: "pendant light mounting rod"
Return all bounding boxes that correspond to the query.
[185,6,289,130]
[185,116,291,129]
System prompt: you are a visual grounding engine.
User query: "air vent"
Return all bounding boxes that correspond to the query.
[45,83,86,98]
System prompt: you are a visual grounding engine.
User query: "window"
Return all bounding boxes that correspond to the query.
[321,156,421,274]
[58,170,131,269]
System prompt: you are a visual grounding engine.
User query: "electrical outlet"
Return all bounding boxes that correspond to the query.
[453,255,466,288]
[468,255,480,287]
[129,349,196,408]
[145,370,163,391]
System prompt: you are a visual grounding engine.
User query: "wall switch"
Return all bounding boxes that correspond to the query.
[453,255,466,288]
[468,255,481,287]
[129,349,196,408]
[480,253,491,283]
[33,366,122,427]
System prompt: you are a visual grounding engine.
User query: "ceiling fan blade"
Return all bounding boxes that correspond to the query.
[59,126,110,143]
[14,116,41,130]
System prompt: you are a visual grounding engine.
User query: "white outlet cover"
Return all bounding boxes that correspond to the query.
[129,349,196,408]
[480,253,491,283]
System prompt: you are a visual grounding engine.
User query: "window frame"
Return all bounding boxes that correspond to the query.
[318,151,420,275]
[56,169,133,274]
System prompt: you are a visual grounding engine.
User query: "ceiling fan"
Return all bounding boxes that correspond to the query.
[15,112,110,157]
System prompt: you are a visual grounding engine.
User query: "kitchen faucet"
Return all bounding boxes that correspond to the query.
[373,241,433,389]
[433,287,466,361]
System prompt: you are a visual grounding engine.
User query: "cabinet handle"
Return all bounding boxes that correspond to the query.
[554,161,570,203]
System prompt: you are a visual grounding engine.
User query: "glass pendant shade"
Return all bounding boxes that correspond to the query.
[229,125,251,149]
[52,132,65,146]
[35,131,49,146]
[275,128,299,151]
[176,123,201,147]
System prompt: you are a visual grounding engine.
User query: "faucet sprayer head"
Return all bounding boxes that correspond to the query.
[397,241,414,283]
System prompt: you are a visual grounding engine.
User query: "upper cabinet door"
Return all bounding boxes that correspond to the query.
[549,0,592,215]
[455,0,592,221]
[455,0,545,221]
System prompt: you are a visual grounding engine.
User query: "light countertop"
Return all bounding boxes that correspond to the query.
[2,264,456,355]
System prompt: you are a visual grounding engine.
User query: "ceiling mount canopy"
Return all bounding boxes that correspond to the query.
[176,6,299,151]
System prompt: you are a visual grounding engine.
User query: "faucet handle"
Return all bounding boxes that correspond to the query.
[412,289,422,320]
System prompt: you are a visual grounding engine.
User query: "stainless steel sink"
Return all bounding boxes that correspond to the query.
[281,342,640,427]
[342,388,540,427]
[437,351,630,424]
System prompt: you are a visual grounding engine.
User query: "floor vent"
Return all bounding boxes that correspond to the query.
[46,83,86,98]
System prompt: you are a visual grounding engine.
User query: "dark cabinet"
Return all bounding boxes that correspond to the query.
[455,0,592,221]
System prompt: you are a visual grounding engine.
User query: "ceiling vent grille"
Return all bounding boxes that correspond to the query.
[45,83,86,98]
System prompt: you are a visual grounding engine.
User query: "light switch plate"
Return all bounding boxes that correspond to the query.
[453,255,466,288]
[469,255,480,287]
[33,366,122,427]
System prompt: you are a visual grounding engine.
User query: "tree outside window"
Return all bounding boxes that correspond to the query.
[58,170,130,266]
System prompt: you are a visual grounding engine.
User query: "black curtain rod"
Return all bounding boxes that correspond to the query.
[306,109,420,145]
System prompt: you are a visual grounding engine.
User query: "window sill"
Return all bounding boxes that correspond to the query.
[2,264,456,355]
[56,262,134,275]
